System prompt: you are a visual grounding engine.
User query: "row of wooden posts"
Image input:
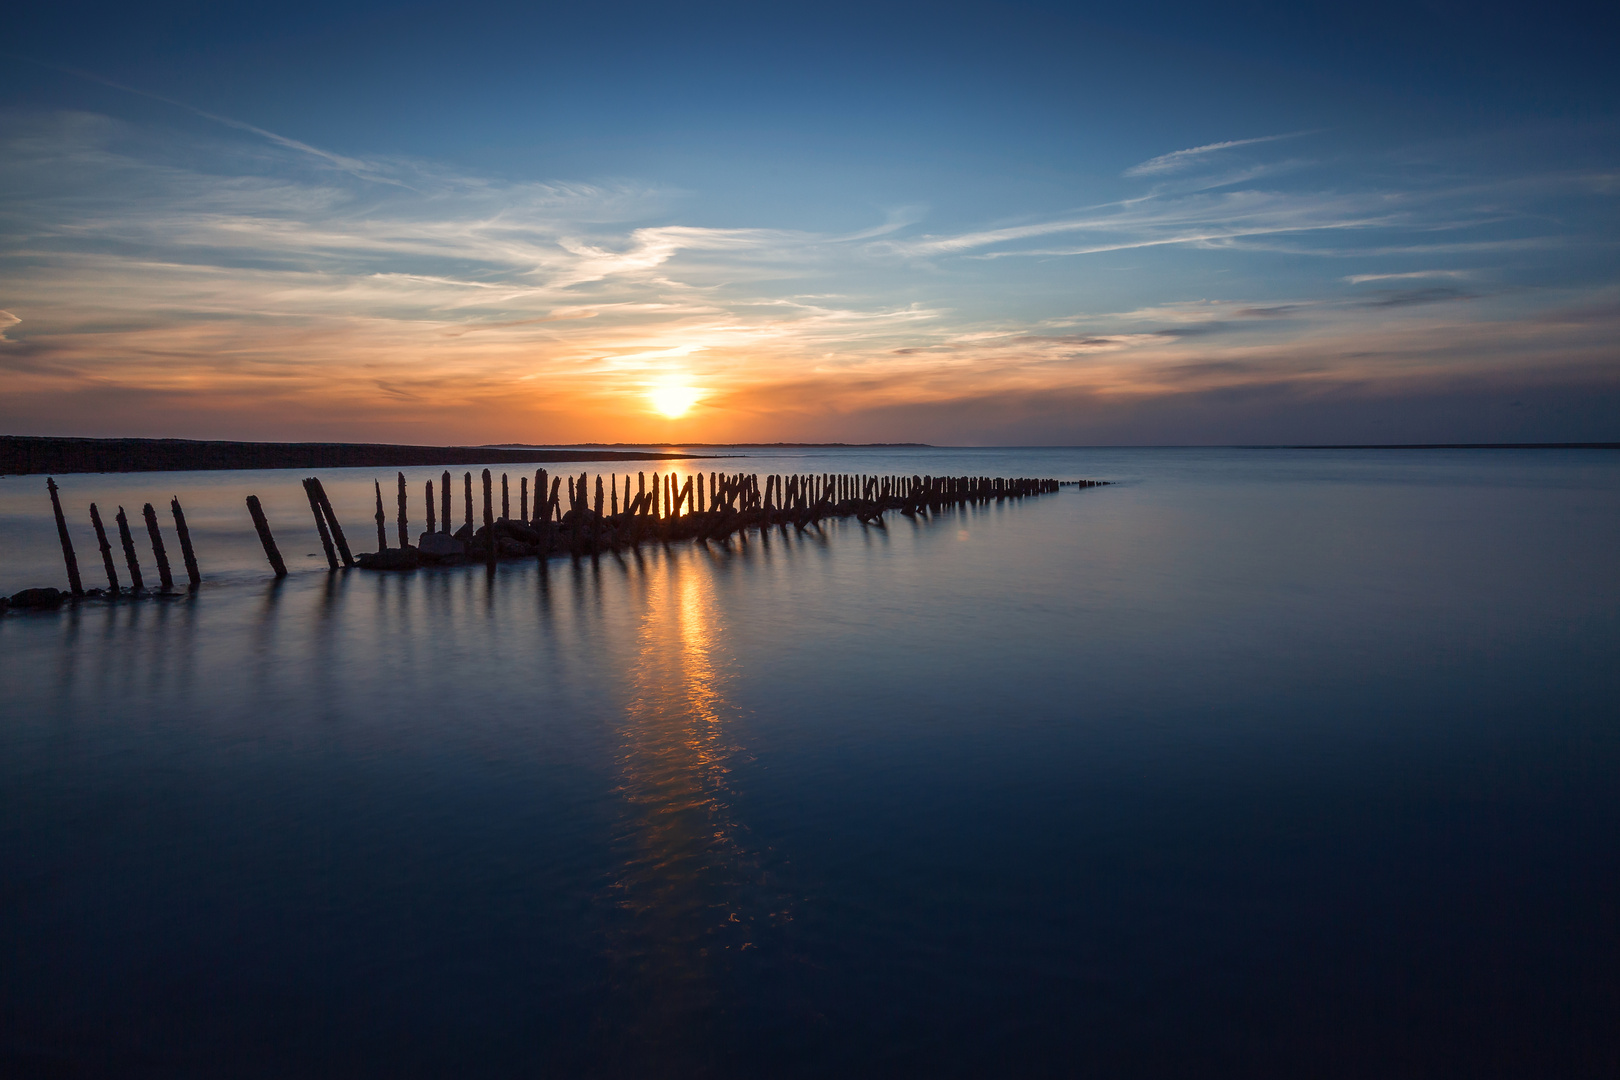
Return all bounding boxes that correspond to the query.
[244,468,1089,576]
[41,476,202,598]
[23,469,1098,599]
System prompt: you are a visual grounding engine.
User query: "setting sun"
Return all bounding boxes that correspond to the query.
[649,384,702,418]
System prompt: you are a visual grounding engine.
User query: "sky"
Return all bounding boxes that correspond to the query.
[2,0,1617,445]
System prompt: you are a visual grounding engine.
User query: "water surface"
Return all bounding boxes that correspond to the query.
[3,448,1617,1077]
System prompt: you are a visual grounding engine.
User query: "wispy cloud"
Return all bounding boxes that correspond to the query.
[1123,132,1312,177]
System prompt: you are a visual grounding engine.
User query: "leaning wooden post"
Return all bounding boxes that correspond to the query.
[141,503,175,591]
[46,477,83,596]
[245,495,288,577]
[441,471,452,533]
[372,481,388,551]
[170,497,201,589]
[425,479,437,536]
[397,472,409,547]
[482,468,497,570]
[304,480,339,570]
[309,479,354,567]
[89,503,120,594]
[114,506,145,591]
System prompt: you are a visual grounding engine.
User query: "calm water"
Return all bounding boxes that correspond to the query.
[3,448,1618,1077]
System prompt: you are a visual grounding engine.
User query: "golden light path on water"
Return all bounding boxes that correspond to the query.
[601,551,793,1052]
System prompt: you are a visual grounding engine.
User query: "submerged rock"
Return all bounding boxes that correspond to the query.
[9,587,65,609]
[357,546,421,571]
[418,532,464,557]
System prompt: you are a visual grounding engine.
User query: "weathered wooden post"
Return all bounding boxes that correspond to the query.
[397,472,409,547]
[482,468,497,570]
[372,480,388,552]
[463,472,473,532]
[114,506,145,591]
[426,479,437,536]
[309,479,354,567]
[46,477,83,597]
[547,476,561,523]
[304,480,339,570]
[141,503,174,591]
[534,470,547,526]
[501,473,510,520]
[170,497,201,589]
[245,495,288,577]
[441,471,452,533]
[89,503,120,594]
[593,475,605,553]
[520,476,529,523]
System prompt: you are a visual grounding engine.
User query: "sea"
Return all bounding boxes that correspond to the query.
[2,447,1617,1077]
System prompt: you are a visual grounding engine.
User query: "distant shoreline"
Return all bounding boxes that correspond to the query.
[0,436,703,476]
[487,442,934,449]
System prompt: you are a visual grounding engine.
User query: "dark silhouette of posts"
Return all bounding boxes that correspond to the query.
[308,479,353,566]
[246,495,287,577]
[482,468,497,570]
[373,481,387,551]
[141,503,174,591]
[46,477,83,596]
[89,503,119,594]
[397,472,409,547]
[303,479,339,570]
[441,471,451,533]
[114,507,144,591]
[170,498,201,588]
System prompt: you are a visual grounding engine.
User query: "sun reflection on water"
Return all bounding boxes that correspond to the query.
[601,552,791,1053]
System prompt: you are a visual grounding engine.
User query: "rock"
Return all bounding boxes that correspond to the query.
[494,519,542,544]
[9,587,65,609]
[357,546,421,571]
[418,532,464,557]
[453,523,474,541]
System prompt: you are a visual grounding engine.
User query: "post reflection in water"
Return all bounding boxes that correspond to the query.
[601,548,791,1054]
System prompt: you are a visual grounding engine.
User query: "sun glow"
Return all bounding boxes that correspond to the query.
[649,384,702,418]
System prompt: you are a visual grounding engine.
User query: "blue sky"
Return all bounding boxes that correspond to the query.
[2,0,1616,443]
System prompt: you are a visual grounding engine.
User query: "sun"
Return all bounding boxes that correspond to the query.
[649,384,702,418]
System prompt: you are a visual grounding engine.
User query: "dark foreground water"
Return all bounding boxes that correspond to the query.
[2,448,1618,1078]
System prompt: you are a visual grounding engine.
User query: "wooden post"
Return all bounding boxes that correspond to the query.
[426,480,437,536]
[611,475,619,516]
[463,472,473,531]
[115,506,145,591]
[547,476,561,523]
[520,476,529,523]
[482,468,497,570]
[305,480,339,570]
[46,477,83,596]
[501,473,510,520]
[142,503,174,591]
[246,495,288,577]
[373,480,388,551]
[397,472,409,547]
[593,475,605,553]
[309,479,354,567]
[89,503,120,594]
[170,497,201,588]
[534,470,547,526]
[441,471,452,533]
